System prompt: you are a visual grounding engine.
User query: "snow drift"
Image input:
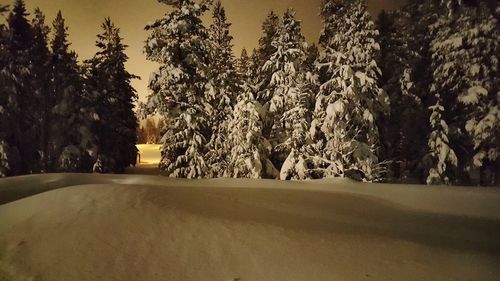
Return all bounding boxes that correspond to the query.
[0,174,500,281]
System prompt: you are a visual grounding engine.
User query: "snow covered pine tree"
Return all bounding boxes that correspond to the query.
[377,8,429,182]
[263,9,316,180]
[427,0,499,185]
[0,4,13,177]
[31,8,52,173]
[144,0,213,178]
[86,18,139,173]
[49,11,95,172]
[4,0,38,174]
[308,0,389,182]
[205,1,240,177]
[225,86,278,179]
[254,11,280,106]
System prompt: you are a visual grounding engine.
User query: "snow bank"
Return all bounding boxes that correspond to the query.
[0,174,499,280]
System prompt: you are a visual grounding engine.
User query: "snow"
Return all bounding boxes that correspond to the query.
[136,144,161,164]
[458,86,488,105]
[1,174,500,280]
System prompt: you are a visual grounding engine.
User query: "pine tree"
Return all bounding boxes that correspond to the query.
[377,8,430,182]
[5,0,37,174]
[308,0,389,182]
[426,96,458,184]
[262,9,315,178]
[30,8,51,172]
[86,18,138,173]
[144,118,157,144]
[304,44,319,73]
[254,11,280,105]
[206,1,240,177]
[137,125,146,144]
[49,11,94,172]
[144,0,212,178]
[237,48,250,82]
[427,0,499,185]
[0,4,14,177]
[225,87,278,179]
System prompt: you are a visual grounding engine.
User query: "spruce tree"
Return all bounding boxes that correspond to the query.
[377,8,430,182]
[254,11,280,105]
[426,96,458,184]
[87,18,138,173]
[5,0,36,174]
[0,4,14,177]
[237,48,250,82]
[304,44,319,73]
[30,8,51,172]
[263,9,315,178]
[206,1,240,177]
[308,0,389,182]
[49,11,94,172]
[427,1,499,185]
[144,0,212,178]
[225,87,278,179]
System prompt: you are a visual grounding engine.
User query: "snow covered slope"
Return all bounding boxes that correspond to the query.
[0,174,499,281]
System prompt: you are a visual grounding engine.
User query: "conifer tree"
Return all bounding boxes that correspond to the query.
[377,8,430,182]
[206,1,240,177]
[426,96,458,184]
[427,0,499,185]
[144,118,158,144]
[30,8,51,172]
[248,49,261,85]
[225,87,278,179]
[304,44,319,73]
[308,0,389,182]
[0,4,14,177]
[254,11,280,104]
[5,0,36,174]
[263,9,315,178]
[143,0,212,178]
[49,11,95,172]
[87,18,138,173]
[237,48,250,82]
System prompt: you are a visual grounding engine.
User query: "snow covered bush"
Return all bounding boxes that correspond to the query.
[58,145,87,172]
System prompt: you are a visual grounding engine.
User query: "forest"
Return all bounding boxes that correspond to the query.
[0,0,138,175]
[0,0,499,186]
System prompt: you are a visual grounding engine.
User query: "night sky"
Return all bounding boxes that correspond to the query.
[2,0,406,101]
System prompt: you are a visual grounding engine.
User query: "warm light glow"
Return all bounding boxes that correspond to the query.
[20,0,405,102]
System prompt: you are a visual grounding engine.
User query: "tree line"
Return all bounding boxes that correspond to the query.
[142,0,498,185]
[0,0,138,176]
[137,118,165,144]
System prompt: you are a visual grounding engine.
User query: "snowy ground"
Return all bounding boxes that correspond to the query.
[136,144,162,165]
[0,174,499,281]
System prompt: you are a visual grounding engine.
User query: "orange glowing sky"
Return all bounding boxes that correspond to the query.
[1,0,405,101]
